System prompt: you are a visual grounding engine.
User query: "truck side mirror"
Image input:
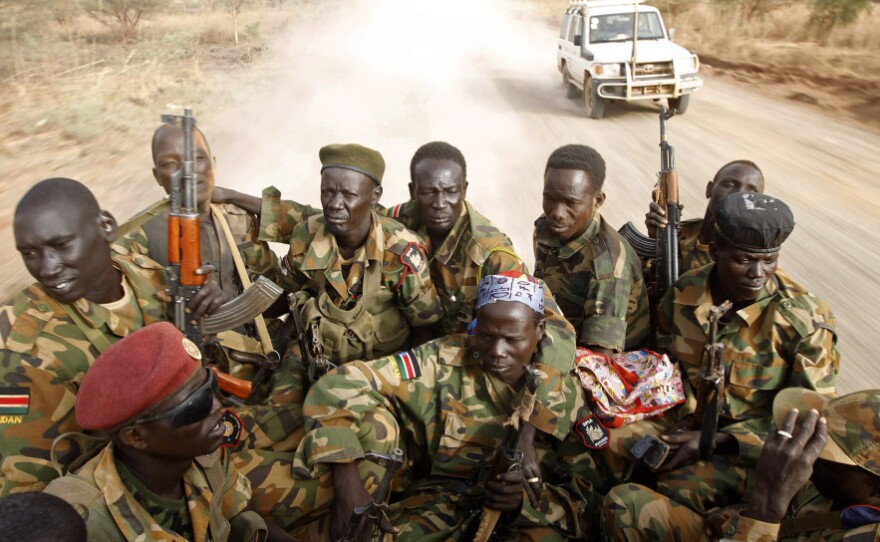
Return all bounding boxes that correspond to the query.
[574,34,582,46]
[581,48,594,61]
[668,28,676,40]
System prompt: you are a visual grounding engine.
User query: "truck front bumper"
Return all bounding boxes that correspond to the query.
[595,73,703,102]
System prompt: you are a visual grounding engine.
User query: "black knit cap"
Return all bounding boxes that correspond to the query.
[714,193,794,253]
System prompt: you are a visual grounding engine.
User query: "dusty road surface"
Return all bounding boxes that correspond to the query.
[4,0,879,392]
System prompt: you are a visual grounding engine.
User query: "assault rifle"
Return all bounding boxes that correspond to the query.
[619,106,681,345]
[161,108,282,399]
[288,293,334,384]
[338,448,405,542]
[473,364,543,542]
[694,300,732,460]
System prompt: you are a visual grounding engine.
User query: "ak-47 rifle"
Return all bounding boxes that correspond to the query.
[693,300,732,460]
[288,293,334,384]
[161,109,282,400]
[619,105,681,345]
[338,448,405,542]
[473,364,543,542]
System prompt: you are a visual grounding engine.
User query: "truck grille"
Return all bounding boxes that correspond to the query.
[634,61,673,78]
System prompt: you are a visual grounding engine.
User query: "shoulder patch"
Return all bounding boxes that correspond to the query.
[391,351,421,381]
[220,410,243,448]
[575,415,610,449]
[400,242,426,273]
[0,387,30,417]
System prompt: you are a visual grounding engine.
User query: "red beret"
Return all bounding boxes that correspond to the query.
[76,322,201,431]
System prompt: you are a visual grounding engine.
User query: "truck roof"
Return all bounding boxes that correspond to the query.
[568,0,659,16]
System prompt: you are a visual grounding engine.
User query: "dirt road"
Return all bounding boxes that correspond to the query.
[4,0,878,392]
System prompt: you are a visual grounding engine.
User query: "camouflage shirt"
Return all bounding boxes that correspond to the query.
[0,254,167,495]
[534,215,650,351]
[657,266,839,459]
[381,200,579,439]
[300,334,599,539]
[678,218,713,272]
[114,200,280,301]
[257,186,322,244]
[44,443,264,542]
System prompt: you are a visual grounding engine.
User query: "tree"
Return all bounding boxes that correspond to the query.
[231,0,245,44]
[79,0,165,41]
[809,0,873,34]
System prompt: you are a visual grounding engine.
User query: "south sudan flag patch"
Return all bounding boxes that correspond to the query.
[393,351,421,381]
[0,387,30,416]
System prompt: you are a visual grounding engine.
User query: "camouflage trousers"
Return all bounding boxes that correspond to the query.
[602,483,710,542]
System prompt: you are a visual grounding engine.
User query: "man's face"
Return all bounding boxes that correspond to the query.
[542,168,605,244]
[705,163,764,217]
[320,168,381,238]
[409,158,467,240]
[14,204,116,305]
[135,368,225,460]
[473,301,544,388]
[710,244,779,304]
[152,126,216,209]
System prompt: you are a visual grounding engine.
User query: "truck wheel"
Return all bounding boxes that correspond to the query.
[585,78,605,119]
[562,65,579,99]
[668,94,690,114]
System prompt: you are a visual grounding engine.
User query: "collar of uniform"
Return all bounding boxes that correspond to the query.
[536,216,601,260]
[679,266,780,328]
[432,204,471,266]
[301,212,385,271]
[92,443,216,542]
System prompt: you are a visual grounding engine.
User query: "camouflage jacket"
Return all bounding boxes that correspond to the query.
[300,334,600,539]
[114,200,280,301]
[0,254,167,494]
[280,210,442,326]
[45,443,264,542]
[534,215,650,351]
[657,266,839,460]
[678,218,713,272]
[380,200,579,439]
[720,483,880,541]
[257,186,322,244]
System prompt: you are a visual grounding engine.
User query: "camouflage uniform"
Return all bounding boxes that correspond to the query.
[257,186,322,245]
[0,254,167,495]
[381,200,578,439]
[295,333,603,541]
[45,443,265,542]
[610,266,840,513]
[677,218,713,272]
[534,215,650,351]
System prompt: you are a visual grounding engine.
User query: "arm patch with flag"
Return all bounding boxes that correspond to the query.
[392,351,421,381]
[0,387,30,416]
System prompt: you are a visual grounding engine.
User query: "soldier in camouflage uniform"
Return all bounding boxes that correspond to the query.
[44,323,275,542]
[293,273,603,541]
[534,144,649,354]
[644,160,765,272]
[113,121,282,377]
[603,388,880,541]
[615,193,839,514]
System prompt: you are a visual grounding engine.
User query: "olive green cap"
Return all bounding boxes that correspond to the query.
[319,143,385,185]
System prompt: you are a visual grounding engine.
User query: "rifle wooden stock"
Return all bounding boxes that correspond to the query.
[178,215,205,286]
[212,366,252,400]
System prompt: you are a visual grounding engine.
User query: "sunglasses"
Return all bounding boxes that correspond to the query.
[133,368,218,428]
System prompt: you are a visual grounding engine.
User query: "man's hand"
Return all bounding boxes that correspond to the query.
[329,462,399,542]
[744,408,827,524]
[645,201,667,238]
[656,430,736,473]
[211,186,262,215]
[516,423,542,508]
[485,469,526,513]
[186,265,225,321]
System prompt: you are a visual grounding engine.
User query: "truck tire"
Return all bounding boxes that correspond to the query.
[585,77,605,119]
[562,65,579,99]
[668,94,690,114]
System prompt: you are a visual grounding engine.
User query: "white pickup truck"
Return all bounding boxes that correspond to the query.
[557,0,703,119]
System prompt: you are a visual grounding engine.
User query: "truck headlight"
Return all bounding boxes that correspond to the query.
[595,63,622,77]
[675,55,699,74]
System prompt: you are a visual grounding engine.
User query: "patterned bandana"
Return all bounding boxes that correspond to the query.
[476,273,544,315]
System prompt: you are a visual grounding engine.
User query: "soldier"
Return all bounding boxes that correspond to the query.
[114,120,282,380]
[645,159,765,271]
[43,322,290,542]
[642,193,839,513]
[534,144,649,355]
[0,492,87,542]
[295,272,603,541]
[0,178,222,494]
[603,387,880,541]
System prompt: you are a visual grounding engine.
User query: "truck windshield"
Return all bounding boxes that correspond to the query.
[589,12,665,43]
